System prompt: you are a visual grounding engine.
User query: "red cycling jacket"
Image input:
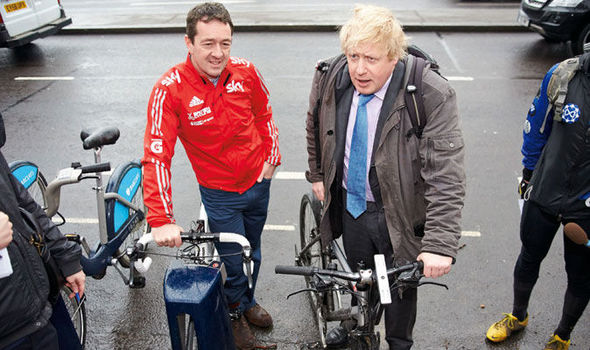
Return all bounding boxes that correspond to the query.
[142,55,281,228]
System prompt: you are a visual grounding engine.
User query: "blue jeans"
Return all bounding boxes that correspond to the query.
[199,179,271,313]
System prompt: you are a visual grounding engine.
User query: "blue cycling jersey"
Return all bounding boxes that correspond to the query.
[521,63,559,171]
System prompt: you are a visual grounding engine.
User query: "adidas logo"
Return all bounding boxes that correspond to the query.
[189,96,204,107]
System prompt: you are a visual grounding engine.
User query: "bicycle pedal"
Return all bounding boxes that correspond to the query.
[130,275,146,289]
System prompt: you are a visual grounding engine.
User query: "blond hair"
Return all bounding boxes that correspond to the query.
[339,4,408,60]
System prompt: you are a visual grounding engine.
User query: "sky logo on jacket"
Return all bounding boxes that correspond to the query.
[161,70,181,87]
[227,80,244,94]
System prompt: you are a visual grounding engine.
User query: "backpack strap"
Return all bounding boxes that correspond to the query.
[547,57,580,121]
[404,55,428,139]
[311,54,346,170]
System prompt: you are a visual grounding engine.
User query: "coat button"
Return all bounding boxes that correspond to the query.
[449,142,455,148]
[327,130,334,135]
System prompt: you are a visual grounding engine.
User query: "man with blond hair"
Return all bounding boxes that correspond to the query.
[305,5,465,348]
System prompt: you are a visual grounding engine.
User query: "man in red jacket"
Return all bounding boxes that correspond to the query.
[141,3,280,349]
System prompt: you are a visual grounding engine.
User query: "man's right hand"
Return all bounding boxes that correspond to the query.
[312,181,325,201]
[0,212,13,249]
[151,223,183,248]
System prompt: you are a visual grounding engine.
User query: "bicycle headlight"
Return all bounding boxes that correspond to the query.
[547,0,583,8]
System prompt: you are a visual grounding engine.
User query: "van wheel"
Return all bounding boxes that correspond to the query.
[572,23,590,56]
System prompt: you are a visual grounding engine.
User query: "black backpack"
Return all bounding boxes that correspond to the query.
[311,45,442,169]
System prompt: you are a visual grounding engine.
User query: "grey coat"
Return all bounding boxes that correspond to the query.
[305,54,466,262]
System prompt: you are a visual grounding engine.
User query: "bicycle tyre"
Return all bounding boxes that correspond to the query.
[9,160,48,210]
[60,286,87,348]
[299,192,324,273]
[105,160,147,268]
[299,193,330,346]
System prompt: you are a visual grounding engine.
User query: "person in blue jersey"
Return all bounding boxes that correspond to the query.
[486,49,590,350]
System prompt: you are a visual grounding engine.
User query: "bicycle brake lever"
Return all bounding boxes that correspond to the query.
[417,281,449,290]
[242,256,254,289]
[286,288,317,300]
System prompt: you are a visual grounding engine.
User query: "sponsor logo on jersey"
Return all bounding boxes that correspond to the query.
[189,96,203,107]
[226,80,245,94]
[562,103,580,124]
[523,120,531,134]
[230,57,250,67]
[150,139,163,153]
[187,107,211,120]
[160,70,181,87]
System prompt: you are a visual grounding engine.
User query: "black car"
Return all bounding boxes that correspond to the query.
[518,0,590,55]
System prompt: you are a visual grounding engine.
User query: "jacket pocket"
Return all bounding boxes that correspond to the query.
[428,135,464,181]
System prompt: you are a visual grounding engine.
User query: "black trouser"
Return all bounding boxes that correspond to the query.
[512,200,590,338]
[2,323,59,350]
[342,191,417,350]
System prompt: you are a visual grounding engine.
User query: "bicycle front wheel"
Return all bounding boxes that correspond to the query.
[9,160,48,210]
[299,192,324,273]
[105,160,148,268]
[60,286,87,348]
[299,193,330,346]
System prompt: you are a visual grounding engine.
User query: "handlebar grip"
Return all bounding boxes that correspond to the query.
[416,260,424,271]
[80,162,111,174]
[275,265,316,276]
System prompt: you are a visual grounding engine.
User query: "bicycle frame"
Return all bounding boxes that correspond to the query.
[11,145,146,287]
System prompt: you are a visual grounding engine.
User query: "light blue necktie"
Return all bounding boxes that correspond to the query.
[347,94,374,219]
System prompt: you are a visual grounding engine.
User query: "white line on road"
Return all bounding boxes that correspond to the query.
[274,171,306,180]
[56,217,478,236]
[461,231,481,237]
[447,76,474,81]
[14,77,75,81]
[56,217,296,231]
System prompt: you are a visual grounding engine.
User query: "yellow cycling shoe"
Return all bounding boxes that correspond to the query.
[544,334,571,350]
[486,313,528,342]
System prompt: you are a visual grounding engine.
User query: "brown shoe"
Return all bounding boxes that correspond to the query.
[244,304,273,328]
[231,315,255,350]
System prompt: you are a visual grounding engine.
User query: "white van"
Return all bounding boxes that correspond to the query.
[0,0,71,48]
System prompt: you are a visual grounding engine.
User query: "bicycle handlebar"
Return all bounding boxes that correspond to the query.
[275,261,424,285]
[131,230,254,288]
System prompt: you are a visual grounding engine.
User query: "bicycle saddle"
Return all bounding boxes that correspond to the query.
[80,127,120,150]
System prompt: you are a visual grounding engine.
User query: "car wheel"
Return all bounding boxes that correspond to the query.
[572,22,590,56]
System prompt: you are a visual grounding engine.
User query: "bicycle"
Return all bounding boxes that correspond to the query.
[128,223,254,350]
[9,126,148,347]
[275,193,447,349]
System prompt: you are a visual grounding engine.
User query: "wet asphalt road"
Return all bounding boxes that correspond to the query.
[1,30,589,349]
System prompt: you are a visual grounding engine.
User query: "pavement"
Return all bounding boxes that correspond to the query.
[61,1,526,33]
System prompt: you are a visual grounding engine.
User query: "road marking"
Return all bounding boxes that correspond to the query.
[55,217,295,231]
[14,76,75,81]
[437,33,463,73]
[55,217,99,224]
[447,76,474,81]
[264,225,295,231]
[461,231,481,237]
[274,171,306,180]
[56,218,477,237]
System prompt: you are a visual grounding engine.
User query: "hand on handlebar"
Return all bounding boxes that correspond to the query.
[152,223,184,248]
[416,252,452,278]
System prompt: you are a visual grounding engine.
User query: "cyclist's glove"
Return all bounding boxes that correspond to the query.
[518,168,533,199]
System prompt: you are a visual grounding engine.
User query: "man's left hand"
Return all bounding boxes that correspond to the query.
[417,252,452,278]
[65,270,86,299]
[257,162,276,182]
